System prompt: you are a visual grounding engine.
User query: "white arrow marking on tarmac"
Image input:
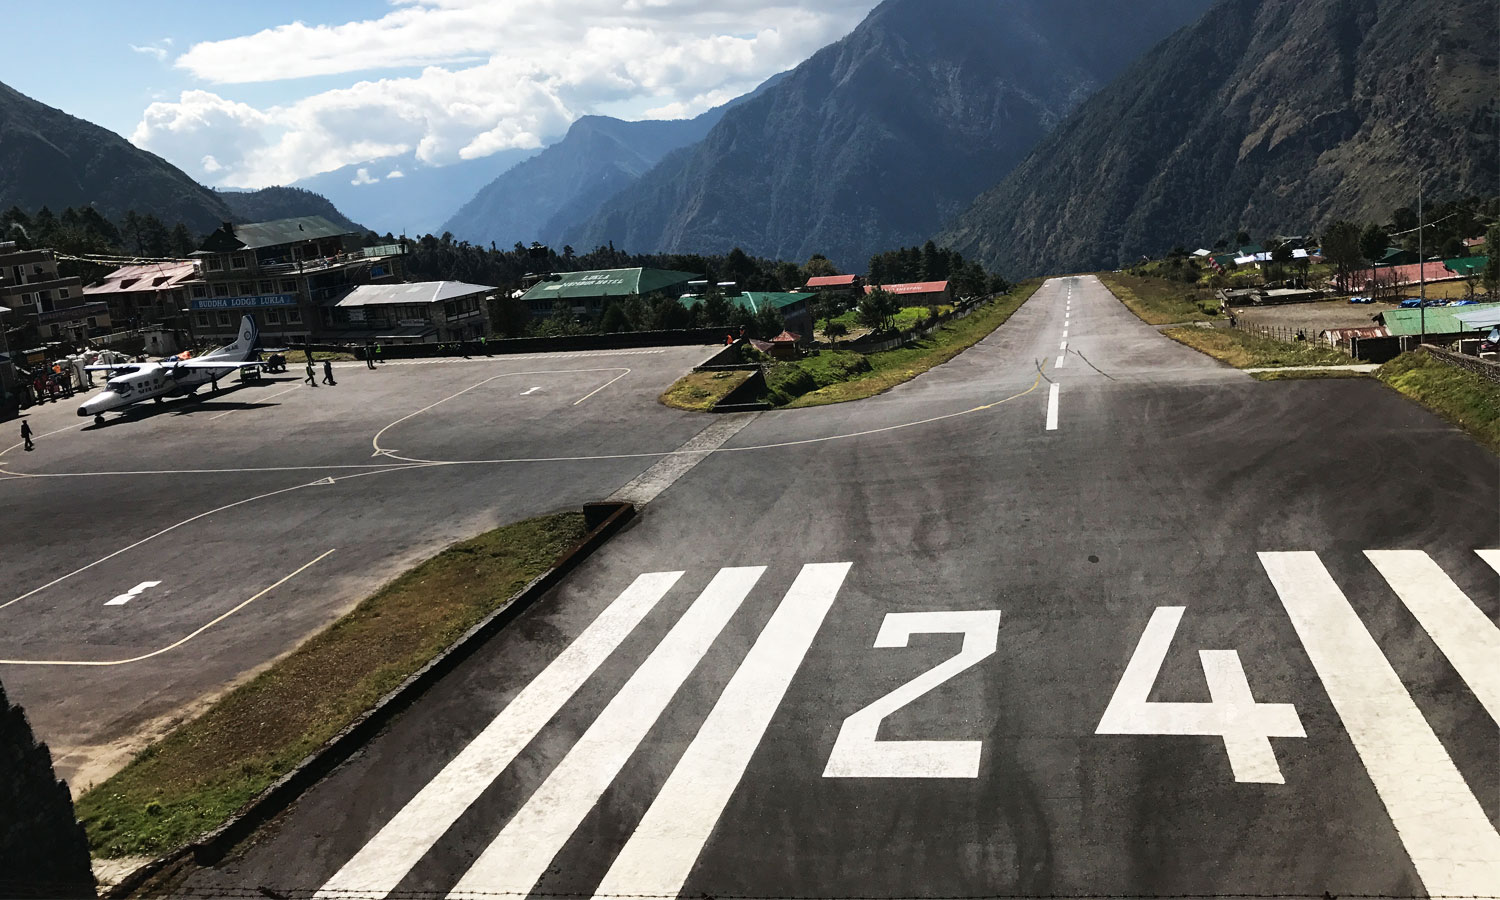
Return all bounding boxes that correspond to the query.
[106,581,161,607]
[520,386,542,396]
[310,477,336,486]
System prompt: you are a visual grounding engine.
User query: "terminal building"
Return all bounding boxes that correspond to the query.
[330,281,496,344]
[521,268,700,319]
[188,216,404,345]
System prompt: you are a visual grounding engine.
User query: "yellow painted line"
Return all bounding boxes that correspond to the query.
[0,550,336,667]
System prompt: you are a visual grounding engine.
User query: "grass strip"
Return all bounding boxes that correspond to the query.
[1377,352,1500,454]
[1163,326,1358,369]
[780,282,1042,408]
[1098,272,1219,325]
[76,512,589,859]
[659,369,754,411]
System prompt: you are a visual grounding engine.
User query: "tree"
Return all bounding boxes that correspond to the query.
[774,261,803,291]
[824,321,849,345]
[1440,236,1466,259]
[803,254,838,279]
[599,302,631,333]
[1359,223,1388,290]
[1484,224,1500,296]
[1269,241,1294,283]
[0,680,95,897]
[700,293,733,327]
[1235,230,1251,247]
[751,303,784,340]
[121,210,143,255]
[170,223,196,258]
[1322,220,1364,293]
[1392,207,1419,233]
[857,289,900,334]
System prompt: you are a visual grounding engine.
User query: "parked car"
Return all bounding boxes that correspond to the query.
[1481,328,1499,354]
[1348,295,1374,304]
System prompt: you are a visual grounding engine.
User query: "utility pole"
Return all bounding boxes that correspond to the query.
[1419,182,1426,345]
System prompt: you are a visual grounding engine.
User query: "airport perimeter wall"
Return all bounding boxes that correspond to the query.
[292,328,731,360]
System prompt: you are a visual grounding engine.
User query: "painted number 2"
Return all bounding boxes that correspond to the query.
[824,610,1001,779]
[1095,607,1304,784]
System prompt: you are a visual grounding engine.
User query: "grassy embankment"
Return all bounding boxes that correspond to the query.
[1096,271,1221,325]
[76,512,589,859]
[1162,326,1361,374]
[1378,352,1500,453]
[659,369,754,411]
[772,282,1040,408]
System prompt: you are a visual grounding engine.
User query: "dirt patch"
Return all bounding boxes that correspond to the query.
[1231,300,1398,334]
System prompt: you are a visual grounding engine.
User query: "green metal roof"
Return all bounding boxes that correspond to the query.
[521,268,700,303]
[731,292,814,314]
[1380,302,1500,336]
[1444,256,1489,277]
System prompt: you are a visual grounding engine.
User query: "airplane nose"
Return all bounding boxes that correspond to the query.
[78,405,91,417]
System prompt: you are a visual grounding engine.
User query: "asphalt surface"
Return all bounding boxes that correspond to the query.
[0,345,724,789]
[19,276,1500,898]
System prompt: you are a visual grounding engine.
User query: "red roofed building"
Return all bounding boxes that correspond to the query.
[769,329,803,360]
[1371,261,1464,289]
[84,261,201,329]
[804,274,862,291]
[864,280,952,304]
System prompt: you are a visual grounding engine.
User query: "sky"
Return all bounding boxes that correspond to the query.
[5,0,878,189]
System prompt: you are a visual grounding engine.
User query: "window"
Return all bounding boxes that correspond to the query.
[239,283,253,296]
[281,279,297,293]
[287,307,302,324]
[266,309,282,324]
[38,289,51,305]
[192,285,208,299]
[196,313,210,328]
[33,264,44,275]
[232,255,247,269]
[59,288,70,300]
[19,292,32,306]
[87,317,97,328]
[208,256,224,271]
[259,281,273,294]
[217,312,231,326]
[214,284,230,298]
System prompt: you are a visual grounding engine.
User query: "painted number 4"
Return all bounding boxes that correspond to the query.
[1096,607,1304,784]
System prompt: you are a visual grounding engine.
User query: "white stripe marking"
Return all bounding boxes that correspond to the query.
[574,368,631,405]
[105,581,161,606]
[520,386,542,396]
[1366,550,1500,724]
[1062,330,1069,339]
[609,416,756,507]
[451,567,766,899]
[1259,552,1500,895]
[316,571,684,898]
[1060,340,1068,351]
[594,563,851,899]
[1046,383,1060,431]
[1055,354,1066,369]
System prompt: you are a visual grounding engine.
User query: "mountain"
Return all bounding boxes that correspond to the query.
[291,149,538,238]
[0,79,232,233]
[563,0,1216,270]
[940,0,1500,276]
[216,187,366,234]
[442,77,787,251]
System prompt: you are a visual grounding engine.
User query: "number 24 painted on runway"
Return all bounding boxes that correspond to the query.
[823,610,1001,779]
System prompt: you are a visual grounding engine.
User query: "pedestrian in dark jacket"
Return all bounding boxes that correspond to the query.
[21,420,34,451]
[323,360,336,385]
[305,361,318,386]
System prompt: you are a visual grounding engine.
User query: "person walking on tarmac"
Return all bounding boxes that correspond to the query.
[21,420,34,451]
[322,360,337,385]
[305,360,318,386]
[366,344,376,369]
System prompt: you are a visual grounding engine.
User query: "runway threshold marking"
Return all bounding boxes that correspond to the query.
[452,567,766,898]
[0,550,335,667]
[1260,551,1500,895]
[595,563,851,898]
[315,570,685,898]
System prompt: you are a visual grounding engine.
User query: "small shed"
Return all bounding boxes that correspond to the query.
[768,329,802,360]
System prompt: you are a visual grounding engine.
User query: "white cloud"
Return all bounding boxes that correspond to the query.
[130,43,168,62]
[386,170,406,179]
[132,1,877,187]
[351,168,379,186]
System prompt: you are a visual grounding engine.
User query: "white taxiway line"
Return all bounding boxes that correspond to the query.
[315,571,685,899]
[0,550,335,666]
[451,567,766,899]
[1046,383,1060,431]
[209,384,302,421]
[574,368,631,405]
[1056,354,1067,369]
[1260,552,1500,895]
[594,563,851,899]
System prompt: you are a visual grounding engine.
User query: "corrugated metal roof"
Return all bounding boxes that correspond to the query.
[732,292,813,314]
[865,281,949,296]
[804,275,858,288]
[1381,261,1464,286]
[85,262,198,295]
[521,268,699,302]
[1443,256,1489,277]
[207,216,355,251]
[336,281,495,307]
[1379,302,1500,335]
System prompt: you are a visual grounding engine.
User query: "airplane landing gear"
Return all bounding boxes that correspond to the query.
[94,414,105,426]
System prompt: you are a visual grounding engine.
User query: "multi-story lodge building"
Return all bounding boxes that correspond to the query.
[0,241,110,347]
[187,216,403,345]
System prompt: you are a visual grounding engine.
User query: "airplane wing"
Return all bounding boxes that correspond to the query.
[168,360,267,370]
[86,364,140,372]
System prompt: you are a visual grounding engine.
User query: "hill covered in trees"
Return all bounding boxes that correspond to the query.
[940,0,1500,276]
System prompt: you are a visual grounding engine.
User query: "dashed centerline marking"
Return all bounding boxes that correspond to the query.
[1046,383,1060,431]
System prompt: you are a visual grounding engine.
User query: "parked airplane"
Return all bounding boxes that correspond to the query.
[79,315,266,424]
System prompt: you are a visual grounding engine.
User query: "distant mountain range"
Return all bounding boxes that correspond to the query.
[291,149,538,238]
[940,0,1500,276]
[441,74,787,251]
[561,0,1216,270]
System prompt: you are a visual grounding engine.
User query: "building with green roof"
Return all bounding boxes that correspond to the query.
[521,268,700,317]
[1378,302,1500,337]
[1444,256,1489,277]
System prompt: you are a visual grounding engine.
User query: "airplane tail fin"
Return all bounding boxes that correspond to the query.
[209,315,260,360]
